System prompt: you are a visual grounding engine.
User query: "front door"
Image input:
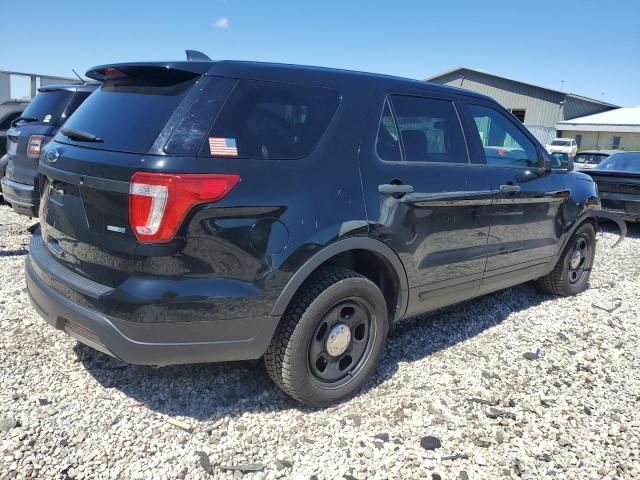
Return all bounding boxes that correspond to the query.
[460,101,565,293]
[360,92,493,318]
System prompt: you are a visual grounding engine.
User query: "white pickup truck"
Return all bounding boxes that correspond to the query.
[546,138,578,157]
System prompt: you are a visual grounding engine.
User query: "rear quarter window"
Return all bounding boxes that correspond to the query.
[60,91,93,123]
[202,79,340,160]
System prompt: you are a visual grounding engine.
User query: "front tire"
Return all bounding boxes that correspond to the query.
[264,266,389,407]
[538,223,596,296]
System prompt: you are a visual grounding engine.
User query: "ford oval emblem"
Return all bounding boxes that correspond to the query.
[46,148,60,163]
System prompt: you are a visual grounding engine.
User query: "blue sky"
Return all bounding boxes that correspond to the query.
[4,0,640,105]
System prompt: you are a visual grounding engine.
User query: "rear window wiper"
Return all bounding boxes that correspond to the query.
[61,128,103,143]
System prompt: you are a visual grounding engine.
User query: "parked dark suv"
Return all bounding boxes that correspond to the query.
[0,100,29,156]
[0,100,29,200]
[1,83,97,216]
[25,60,624,406]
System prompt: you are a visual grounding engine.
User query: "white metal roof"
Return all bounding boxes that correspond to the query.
[556,107,640,133]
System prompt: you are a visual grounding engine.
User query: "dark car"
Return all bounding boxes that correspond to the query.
[0,100,29,200]
[574,150,616,171]
[1,83,97,216]
[25,59,624,406]
[584,151,640,222]
[0,100,29,156]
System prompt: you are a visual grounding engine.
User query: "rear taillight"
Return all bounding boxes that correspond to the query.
[129,172,240,243]
[27,135,51,158]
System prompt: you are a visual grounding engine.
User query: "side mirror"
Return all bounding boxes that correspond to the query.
[550,152,573,171]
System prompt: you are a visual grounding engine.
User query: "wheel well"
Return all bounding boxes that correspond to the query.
[318,249,401,319]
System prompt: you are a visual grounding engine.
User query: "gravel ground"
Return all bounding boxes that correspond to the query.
[0,202,639,480]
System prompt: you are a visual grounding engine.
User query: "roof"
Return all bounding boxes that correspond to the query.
[38,83,100,93]
[576,150,618,155]
[556,107,640,133]
[427,67,619,108]
[85,59,495,102]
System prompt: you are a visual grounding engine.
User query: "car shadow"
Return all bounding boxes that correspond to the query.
[75,282,552,421]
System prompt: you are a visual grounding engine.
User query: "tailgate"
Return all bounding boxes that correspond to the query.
[6,124,56,185]
[39,148,138,287]
[36,68,237,287]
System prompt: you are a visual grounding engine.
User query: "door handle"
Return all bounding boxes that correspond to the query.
[499,184,521,194]
[378,184,414,195]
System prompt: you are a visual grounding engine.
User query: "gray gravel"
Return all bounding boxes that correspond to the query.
[1,202,639,480]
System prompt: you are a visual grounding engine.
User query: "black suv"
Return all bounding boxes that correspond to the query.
[0,100,29,156]
[0,100,29,199]
[25,60,623,406]
[2,83,97,216]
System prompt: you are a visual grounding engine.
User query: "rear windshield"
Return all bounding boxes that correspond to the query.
[21,90,73,125]
[575,153,607,164]
[203,79,340,160]
[56,75,200,154]
[551,139,570,146]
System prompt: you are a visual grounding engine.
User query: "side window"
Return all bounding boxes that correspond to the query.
[375,100,401,161]
[60,91,92,123]
[612,136,621,149]
[206,79,340,160]
[468,104,541,168]
[389,95,467,164]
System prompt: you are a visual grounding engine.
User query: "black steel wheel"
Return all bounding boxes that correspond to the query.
[308,298,376,387]
[568,235,590,286]
[264,266,388,407]
[538,223,596,296]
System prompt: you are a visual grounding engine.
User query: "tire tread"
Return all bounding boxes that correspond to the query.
[264,266,370,404]
[537,223,595,297]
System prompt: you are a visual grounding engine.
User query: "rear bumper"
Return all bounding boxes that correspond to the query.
[0,176,39,217]
[600,194,640,222]
[25,243,280,366]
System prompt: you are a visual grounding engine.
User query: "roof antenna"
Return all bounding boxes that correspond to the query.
[72,69,86,84]
[186,50,212,61]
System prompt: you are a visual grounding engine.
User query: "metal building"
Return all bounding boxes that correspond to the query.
[556,107,640,151]
[427,67,619,145]
[0,70,76,103]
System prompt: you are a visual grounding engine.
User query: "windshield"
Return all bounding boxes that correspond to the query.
[20,90,73,125]
[595,153,640,172]
[56,74,205,154]
[551,139,570,146]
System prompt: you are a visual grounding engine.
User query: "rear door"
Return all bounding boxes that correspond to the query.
[360,91,493,317]
[459,100,566,291]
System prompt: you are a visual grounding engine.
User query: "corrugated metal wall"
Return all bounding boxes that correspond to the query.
[563,97,613,121]
[561,131,640,151]
[430,69,613,128]
[524,125,557,146]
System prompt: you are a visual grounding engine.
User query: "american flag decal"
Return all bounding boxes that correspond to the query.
[208,137,238,157]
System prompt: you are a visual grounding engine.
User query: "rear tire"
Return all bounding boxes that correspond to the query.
[538,223,596,296]
[264,266,388,407]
